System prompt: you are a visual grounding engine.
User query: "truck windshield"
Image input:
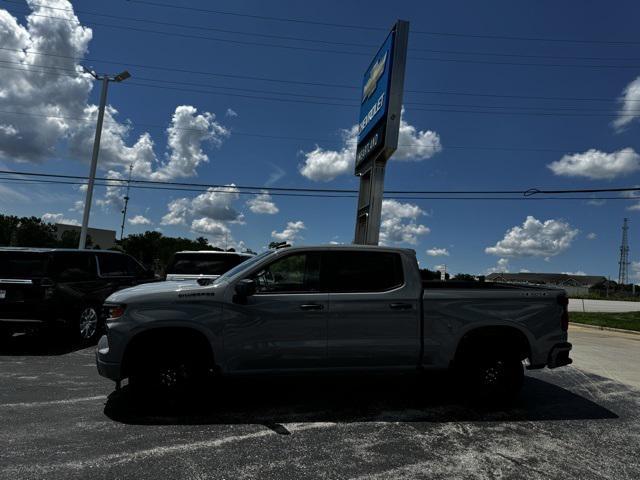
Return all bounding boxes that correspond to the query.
[0,252,48,278]
[167,253,251,276]
[213,250,272,283]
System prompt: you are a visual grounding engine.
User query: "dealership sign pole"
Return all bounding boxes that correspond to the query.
[353,20,409,245]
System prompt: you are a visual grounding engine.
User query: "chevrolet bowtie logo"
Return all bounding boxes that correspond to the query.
[362,52,387,103]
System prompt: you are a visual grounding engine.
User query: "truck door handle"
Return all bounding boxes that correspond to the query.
[389,302,412,310]
[299,303,324,311]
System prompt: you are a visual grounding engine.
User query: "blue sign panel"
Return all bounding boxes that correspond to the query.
[357,31,395,144]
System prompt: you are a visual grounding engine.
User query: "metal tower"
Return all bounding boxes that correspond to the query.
[618,218,630,285]
[119,164,133,241]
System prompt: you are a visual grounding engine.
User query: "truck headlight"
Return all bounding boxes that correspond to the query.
[104,304,126,321]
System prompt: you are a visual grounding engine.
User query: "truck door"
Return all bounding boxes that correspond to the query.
[223,251,328,372]
[325,251,420,368]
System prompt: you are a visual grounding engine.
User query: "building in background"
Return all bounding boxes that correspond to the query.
[54,223,116,250]
[486,272,614,297]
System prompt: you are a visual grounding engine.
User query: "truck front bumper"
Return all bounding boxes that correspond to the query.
[547,342,572,369]
[96,334,122,382]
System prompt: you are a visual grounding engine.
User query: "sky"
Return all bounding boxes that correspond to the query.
[1,0,640,278]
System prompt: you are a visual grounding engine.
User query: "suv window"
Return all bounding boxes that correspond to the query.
[51,253,96,281]
[97,253,129,277]
[324,251,404,293]
[126,256,148,277]
[0,252,48,278]
[253,253,321,293]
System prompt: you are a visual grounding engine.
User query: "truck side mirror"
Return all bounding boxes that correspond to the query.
[234,278,256,303]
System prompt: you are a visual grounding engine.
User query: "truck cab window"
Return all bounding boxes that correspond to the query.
[253,253,320,293]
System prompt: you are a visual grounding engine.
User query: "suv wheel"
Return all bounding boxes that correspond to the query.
[458,349,524,404]
[77,306,100,343]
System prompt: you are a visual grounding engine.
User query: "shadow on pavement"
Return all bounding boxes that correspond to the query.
[104,372,619,429]
[0,332,91,356]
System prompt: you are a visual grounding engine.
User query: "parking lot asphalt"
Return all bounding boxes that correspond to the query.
[1,332,639,480]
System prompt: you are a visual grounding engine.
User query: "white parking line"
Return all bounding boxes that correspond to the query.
[0,395,107,409]
[2,422,336,475]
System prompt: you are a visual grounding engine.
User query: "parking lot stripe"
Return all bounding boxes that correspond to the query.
[0,395,107,409]
[2,422,337,475]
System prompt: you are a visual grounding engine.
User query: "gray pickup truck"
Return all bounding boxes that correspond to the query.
[96,245,572,401]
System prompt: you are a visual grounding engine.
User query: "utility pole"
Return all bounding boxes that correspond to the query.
[78,68,131,249]
[119,164,133,241]
[618,218,630,286]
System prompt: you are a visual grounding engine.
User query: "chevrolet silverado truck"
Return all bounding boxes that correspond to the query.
[96,245,572,401]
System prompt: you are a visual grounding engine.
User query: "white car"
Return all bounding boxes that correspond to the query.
[165,251,254,282]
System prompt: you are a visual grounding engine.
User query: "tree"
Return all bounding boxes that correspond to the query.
[58,230,93,249]
[269,241,290,249]
[453,273,476,282]
[0,215,19,246]
[2,216,58,247]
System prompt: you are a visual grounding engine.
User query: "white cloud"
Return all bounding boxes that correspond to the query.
[299,125,358,182]
[271,221,305,243]
[486,258,510,274]
[160,198,191,226]
[562,271,587,276]
[41,212,80,226]
[265,163,285,186]
[299,110,442,182]
[613,76,640,131]
[95,169,125,212]
[631,261,640,281]
[0,184,29,203]
[485,216,579,258]
[225,108,238,117]
[547,148,640,180]
[519,268,530,273]
[128,215,152,225]
[246,191,279,214]
[426,247,449,257]
[379,199,430,245]
[586,232,597,240]
[587,198,606,207]
[69,200,84,212]
[190,185,243,223]
[0,3,228,182]
[150,106,229,181]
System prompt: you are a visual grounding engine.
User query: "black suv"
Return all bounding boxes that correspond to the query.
[0,248,156,343]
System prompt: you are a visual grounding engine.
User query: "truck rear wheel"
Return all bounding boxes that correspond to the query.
[458,349,524,404]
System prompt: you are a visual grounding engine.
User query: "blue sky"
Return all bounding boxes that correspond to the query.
[1,0,640,278]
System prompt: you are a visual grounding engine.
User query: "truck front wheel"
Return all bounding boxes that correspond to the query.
[129,350,208,402]
[457,349,524,404]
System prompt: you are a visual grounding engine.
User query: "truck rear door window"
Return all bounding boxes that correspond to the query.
[324,251,403,293]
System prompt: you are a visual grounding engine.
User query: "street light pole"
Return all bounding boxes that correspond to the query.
[78,68,131,249]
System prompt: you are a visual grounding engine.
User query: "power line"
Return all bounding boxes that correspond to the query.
[8,2,640,63]
[2,177,640,202]
[125,0,640,46]
[2,170,640,196]
[0,108,631,154]
[7,8,640,70]
[4,62,639,118]
[2,45,638,104]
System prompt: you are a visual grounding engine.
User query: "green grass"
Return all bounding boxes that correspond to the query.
[570,311,640,332]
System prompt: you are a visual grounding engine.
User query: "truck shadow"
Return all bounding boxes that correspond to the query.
[103,372,619,429]
[0,332,91,356]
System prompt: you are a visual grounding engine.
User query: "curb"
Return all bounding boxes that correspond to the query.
[569,321,640,336]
